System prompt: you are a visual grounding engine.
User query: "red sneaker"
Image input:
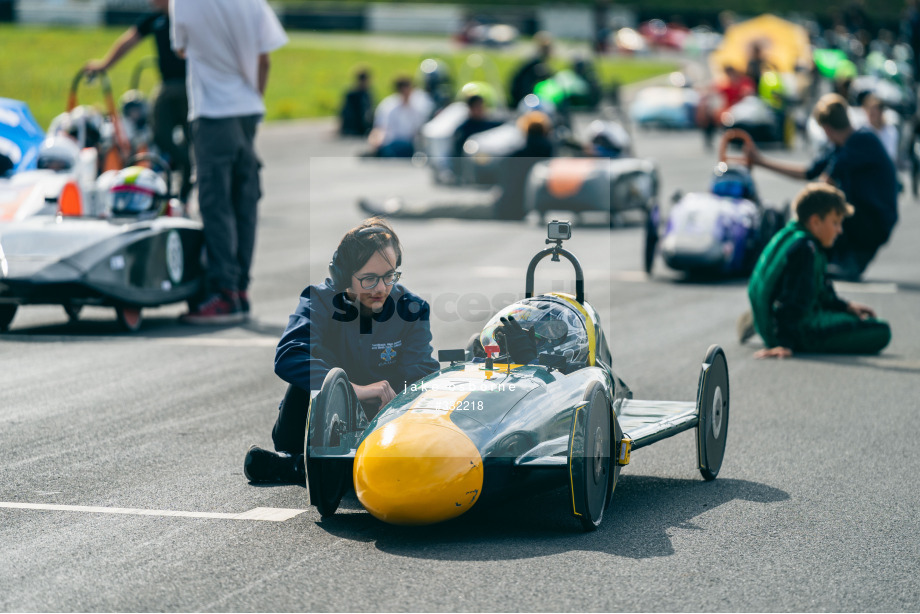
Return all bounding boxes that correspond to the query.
[180,291,245,325]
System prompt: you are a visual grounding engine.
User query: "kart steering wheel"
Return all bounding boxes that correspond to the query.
[718,128,754,169]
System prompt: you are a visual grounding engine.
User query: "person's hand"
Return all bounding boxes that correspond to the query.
[494,316,538,364]
[748,144,763,166]
[754,346,793,359]
[847,302,876,319]
[352,380,396,410]
[84,60,106,76]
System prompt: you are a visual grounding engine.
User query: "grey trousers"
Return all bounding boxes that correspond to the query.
[191,115,262,293]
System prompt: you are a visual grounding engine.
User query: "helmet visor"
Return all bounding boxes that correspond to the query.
[112,189,155,214]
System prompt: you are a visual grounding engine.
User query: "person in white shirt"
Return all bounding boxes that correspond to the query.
[861,93,899,165]
[367,76,433,158]
[170,0,288,323]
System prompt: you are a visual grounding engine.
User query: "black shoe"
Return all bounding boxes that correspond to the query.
[243,445,305,484]
[238,291,250,316]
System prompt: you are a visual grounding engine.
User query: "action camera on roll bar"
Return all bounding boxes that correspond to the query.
[547,220,571,241]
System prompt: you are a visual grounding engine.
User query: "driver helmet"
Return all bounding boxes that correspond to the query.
[49,106,106,150]
[711,164,757,201]
[36,135,80,172]
[480,296,589,364]
[109,165,168,215]
[120,89,149,132]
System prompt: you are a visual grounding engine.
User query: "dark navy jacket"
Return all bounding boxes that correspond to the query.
[807,127,898,236]
[274,279,440,393]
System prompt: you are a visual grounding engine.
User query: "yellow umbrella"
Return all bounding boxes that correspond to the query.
[709,14,811,78]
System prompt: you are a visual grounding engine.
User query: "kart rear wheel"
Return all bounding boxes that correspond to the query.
[695,345,729,481]
[116,306,143,332]
[0,304,17,332]
[305,368,355,518]
[570,381,614,531]
[63,303,83,323]
[643,207,659,275]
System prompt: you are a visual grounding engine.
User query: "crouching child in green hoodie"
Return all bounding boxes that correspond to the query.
[745,183,891,359]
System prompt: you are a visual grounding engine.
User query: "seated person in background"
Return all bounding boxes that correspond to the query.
[367,76,434,158]
[859,93,898,164]
[339,67,374,137]
[750,93,898,280]
[243,218,440,483]
[744,183,891,359]
[452,94,502,158]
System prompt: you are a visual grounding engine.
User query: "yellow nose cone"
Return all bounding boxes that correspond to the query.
[354,416,484,525]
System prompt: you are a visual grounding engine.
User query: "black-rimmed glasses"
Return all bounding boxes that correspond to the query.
[354,270,401,289]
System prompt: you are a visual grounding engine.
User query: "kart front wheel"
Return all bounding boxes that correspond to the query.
[64,303,83,323]
[305,368,355,517]
[695,345,729,481]
[116,306,143,332]
[570,381,615,531]
[0,304,17,332]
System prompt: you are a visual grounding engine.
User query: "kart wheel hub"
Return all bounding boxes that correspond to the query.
[711,386,723,440]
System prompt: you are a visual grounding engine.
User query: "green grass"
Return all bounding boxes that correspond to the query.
[0,25,678,129]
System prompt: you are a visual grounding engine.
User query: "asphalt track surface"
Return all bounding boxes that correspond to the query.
[2,117,919,612]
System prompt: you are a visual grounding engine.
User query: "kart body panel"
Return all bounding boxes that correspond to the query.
[526,157,658,217]
[659,191,759,274]
[0,214,203,309]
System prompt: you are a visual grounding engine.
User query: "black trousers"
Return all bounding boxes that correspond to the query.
[271,384,379,456]
[271,384,309,456]
[191,114,262,293]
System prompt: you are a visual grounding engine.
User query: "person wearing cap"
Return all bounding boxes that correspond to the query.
[748,93,898,280]
[243,218,439,483]
[742,183,891,358]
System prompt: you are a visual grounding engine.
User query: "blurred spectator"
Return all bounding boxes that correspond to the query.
[340,67,374,137]
[746,42,767,87]
[452,94,502,158]
[85,0,191,202]
[718,65,755,110]
[905,0,920,82]
[860,93,898,163]
[749,94,898,280]
[367,76,434,158]
[700,65,755,149]
[509,32,554,107]
[171,0,288,323]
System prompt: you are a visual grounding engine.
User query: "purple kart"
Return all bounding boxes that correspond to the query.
[644,129,787,277]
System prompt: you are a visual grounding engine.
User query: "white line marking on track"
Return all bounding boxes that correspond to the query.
[0,502,305,522]
[153,337,278,348]
[832,281,898,294]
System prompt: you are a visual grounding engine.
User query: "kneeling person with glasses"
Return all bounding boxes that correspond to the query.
[244,218,440,483]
